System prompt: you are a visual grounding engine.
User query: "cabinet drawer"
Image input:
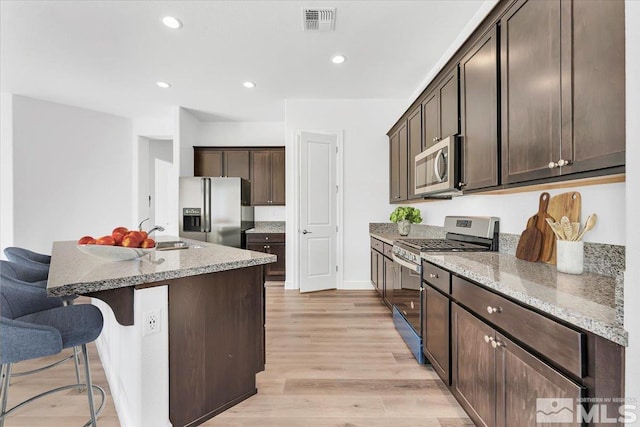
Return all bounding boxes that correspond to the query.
[370,237,384,253]
[452,276,585,378]
[383,243,393,259]
[422,261,451,294]
[247,233,285,244]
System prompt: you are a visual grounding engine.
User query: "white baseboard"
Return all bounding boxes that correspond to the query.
[340,281,375,290]
[285,279,298,290]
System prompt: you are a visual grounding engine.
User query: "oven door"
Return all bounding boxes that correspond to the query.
[414,136,460,196]
[392,255,422,334]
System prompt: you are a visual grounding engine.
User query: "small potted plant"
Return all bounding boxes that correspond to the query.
[390,206,423,236]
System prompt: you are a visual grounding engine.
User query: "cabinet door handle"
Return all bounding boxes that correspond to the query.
[429,273,438,279]
[484,335,491,344]
[491,339,503,349]
[302,230,312,234]
[458,182,467,187]
[549,159,573,169]
[486,306,501,314]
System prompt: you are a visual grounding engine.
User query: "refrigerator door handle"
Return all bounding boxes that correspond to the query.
[203,178,212,233]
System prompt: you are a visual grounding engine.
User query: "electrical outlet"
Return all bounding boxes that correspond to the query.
[143,310,160,336]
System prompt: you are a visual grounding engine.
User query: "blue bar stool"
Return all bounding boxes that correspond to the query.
[3,247,51,267]
[0,275,105,427]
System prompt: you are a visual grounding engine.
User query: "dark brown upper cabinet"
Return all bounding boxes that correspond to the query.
[501,0,625,184]
[407,105,423,199]
[251,148,285,206]
[459,26,500,191]
[422,67,460,151]
[194,148,250,181]
[194,149,223,177]
[389,123,408,203]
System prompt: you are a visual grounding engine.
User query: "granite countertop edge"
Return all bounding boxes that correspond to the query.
[421,253,628,347]
[370,232,627,347]
[48,250,276,297]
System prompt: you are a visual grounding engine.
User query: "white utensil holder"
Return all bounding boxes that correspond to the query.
[556,240,584,274]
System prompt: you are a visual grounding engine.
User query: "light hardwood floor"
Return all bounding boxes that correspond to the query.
[204,286,472,427]
[4,286,472,426]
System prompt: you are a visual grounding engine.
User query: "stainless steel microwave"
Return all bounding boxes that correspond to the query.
[414,135,461,197]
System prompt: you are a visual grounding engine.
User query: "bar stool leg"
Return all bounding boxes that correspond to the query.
[0,364,12,427]
[73,346,83,391]
[81,345,97,427]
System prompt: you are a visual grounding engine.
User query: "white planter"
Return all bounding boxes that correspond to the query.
[397,220,411,236]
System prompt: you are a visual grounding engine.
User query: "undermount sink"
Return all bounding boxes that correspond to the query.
[156,241,190,251]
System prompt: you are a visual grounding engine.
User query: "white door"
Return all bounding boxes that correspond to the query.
[148,139,173,231]
[299,131,337,293]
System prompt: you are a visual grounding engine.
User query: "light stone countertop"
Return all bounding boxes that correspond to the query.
[245,221,285,234]
[47,236,276,297]
[370,232,627,346]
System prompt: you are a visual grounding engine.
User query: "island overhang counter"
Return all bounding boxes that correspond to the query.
[47,238,276,427]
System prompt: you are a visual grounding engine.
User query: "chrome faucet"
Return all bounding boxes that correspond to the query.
[138,218,165,234]
[147,225,165,234]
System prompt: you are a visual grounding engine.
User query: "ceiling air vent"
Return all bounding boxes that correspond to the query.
[303,8,336,31]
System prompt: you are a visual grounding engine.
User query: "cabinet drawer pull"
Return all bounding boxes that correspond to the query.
[486,306,501,314]
[429,273,439,279]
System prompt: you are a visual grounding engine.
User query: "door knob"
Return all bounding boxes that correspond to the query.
[302,230,312,234]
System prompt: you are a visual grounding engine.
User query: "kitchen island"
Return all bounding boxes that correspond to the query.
[47,238,276,427]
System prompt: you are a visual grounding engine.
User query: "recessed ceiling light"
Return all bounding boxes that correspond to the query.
[162,16,183,29]
[243,81,256,89]
[331,55,346,64]
[156,81,171,88]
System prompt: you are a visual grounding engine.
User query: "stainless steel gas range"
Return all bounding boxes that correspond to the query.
[391,216,500,363]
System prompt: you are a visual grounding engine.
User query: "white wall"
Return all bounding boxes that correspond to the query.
[624,0,640,414]
[0,93,14,254]
[401,183,625,245]
[285,99,407,289]
[8,95,132,254]
[198,121,285,147]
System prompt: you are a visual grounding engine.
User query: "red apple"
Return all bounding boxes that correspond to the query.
[140,238,155,249]
[122,235,141,248]
[96,235,116,246]
[112,231,126,245]
[127,231,145,242]
[78,236,96,245]
[112,226,129,235]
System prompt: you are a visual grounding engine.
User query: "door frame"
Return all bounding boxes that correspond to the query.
[292,129,344,291]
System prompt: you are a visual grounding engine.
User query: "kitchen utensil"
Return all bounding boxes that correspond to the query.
[561,216,573,241]
[545,191,581,264]
[572,222,580,240]
[545,218,564,240]
[575,214,597,241]
[516,214,542,261]
[535,192,555,262]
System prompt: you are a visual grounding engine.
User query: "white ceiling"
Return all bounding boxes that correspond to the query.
[1,1,488,122]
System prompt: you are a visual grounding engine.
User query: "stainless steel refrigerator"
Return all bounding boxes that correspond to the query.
[179,177,254,247]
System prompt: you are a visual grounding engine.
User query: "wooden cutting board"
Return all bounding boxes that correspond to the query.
[543,191,582,265]
[535,192,554,262]
[516,214,542,261]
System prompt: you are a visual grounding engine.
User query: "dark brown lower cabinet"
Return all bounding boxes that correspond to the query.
[168,267,264,427]
[246,233,285,281]
[370,238,393,311]
[452,304,584,427]
[422,285,451,385]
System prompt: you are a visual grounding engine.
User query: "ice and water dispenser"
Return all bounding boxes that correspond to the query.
[182,208,202,232]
